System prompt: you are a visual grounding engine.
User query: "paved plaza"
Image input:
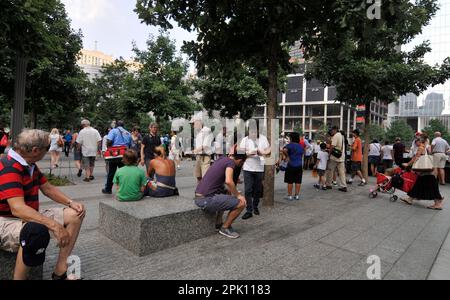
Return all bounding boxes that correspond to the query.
[36,155,450,280]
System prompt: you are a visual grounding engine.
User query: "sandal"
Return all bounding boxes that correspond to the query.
[52,272,67,280]
[400,198,412,205]
[52,271,83,280]
[427,206,443,211]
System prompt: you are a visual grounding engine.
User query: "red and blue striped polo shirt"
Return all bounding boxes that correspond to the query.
[0,152,47,218]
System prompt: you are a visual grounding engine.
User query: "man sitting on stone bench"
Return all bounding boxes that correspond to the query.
[0,129,86,280]
[194,147,246,239]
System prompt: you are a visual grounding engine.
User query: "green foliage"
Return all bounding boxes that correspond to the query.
[133,32,200,121]
[365,124,386,142]
[385,120,415,145]
[303,0,450,107]
[0,0,87,130]
[422,119,450,142]
[44,173,74,186]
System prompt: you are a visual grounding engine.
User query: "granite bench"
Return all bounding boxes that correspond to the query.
[0,250,43,280]
[99,195,216,256]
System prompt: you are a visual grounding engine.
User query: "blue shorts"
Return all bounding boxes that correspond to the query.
[369,156,380,165]
[194,194,240,214]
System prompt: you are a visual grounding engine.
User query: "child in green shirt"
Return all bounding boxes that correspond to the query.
[113,149,148,202]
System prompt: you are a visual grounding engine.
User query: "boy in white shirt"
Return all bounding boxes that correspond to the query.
[314,143,329,190]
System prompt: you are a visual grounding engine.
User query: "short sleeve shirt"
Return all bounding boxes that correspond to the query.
[240,135,270,172]
[0,152,47,218]
[195,157,235,197]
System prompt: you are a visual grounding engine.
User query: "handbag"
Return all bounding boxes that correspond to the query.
[331,135,344,159]
[412,151,434,172]
[57,136,64,147]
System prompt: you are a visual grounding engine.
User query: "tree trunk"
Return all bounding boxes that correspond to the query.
[29,108,37,129]
[362,102,371,180]
[262,53,278,208]
[11,53,28,142]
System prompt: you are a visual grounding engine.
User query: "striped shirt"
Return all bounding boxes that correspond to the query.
[0,152,47,218]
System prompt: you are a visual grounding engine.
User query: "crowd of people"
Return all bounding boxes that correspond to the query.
[1,118,450,279]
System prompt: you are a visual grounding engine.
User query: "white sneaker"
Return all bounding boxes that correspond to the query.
[284,195,293,201]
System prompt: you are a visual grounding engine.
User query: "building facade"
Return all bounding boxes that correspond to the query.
[388,0,450,131]
[77,48,141,80]
[253,62,388,139]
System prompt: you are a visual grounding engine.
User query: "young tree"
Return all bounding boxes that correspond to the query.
[1,0,68,139]
[385,120,415,145]
[135,0,323,207]
[367,124,386,142]
[422,119,450,142]
[303,0,450,179]
[133,33,199,122]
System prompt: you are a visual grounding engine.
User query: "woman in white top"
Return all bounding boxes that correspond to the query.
[49,128,63,169]
[368,139,382,176]
[169,131,181,170]
[381,141,394,170]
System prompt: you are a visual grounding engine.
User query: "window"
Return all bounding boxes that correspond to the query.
[285,106,302,116]
[312,118,325,130]
[327,104,341,116]
[286,76,303,102]
[328,87,337,101]
[306,79,325,102]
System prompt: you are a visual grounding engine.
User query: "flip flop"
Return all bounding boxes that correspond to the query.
[427,206,443,211]
[400,198,412,205]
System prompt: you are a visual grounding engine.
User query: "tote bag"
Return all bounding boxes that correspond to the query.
[412,151,433,172]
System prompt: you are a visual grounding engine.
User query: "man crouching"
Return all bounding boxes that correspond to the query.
[0,129,86,280]
[194,146,247,239]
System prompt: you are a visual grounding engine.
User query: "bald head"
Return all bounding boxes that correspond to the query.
[435,132,442,138]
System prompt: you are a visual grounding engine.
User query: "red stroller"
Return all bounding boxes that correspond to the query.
[369,167,418,202]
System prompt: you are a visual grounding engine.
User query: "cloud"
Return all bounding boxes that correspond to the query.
[62,0,111,24]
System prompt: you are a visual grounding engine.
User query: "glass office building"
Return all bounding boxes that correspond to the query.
[388,0,450,131]
[253,62,388,139]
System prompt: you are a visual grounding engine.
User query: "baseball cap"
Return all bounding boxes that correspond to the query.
[19,223,50,267]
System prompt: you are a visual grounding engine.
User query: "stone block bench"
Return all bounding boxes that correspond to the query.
[99,195,216,256]
[0,251,43,280]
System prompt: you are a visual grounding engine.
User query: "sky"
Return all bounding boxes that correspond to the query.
[62,0,197,60]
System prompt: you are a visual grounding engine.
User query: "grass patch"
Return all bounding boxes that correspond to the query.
[44,173,74,186]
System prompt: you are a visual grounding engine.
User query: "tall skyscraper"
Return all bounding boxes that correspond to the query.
[388,0,450,130]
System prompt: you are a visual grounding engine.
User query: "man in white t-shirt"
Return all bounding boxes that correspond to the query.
[76,119,102,182]
[239,128,271,220]
[431,132,450,185]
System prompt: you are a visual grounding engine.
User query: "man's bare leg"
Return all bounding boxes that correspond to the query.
[53,208,84,277]
[223,202,245,229]
[216,211,224,226]
[13,247,30,280]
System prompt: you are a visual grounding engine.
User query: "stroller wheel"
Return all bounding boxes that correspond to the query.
[390,195,399,202]
[369,192,378,198]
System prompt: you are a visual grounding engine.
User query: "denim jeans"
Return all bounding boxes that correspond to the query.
[243,171,264,213]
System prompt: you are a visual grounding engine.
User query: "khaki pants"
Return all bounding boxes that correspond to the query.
[0,208,64,253]
[194,155,212,179]
[326,160,347,188]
